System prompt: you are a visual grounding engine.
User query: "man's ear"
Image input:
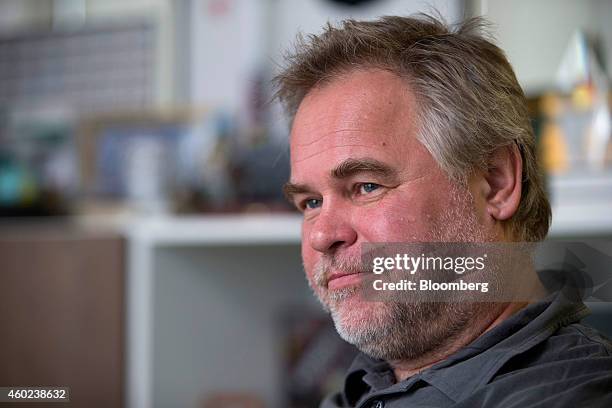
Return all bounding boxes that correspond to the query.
[484,144,522,221]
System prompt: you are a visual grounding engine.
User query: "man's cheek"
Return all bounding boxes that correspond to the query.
[357,205,421,242]
[301,248,317,282]
[379,194,444,240]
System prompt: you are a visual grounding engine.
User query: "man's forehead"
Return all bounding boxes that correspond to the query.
[289,71,418,157]
[291,70,415,131]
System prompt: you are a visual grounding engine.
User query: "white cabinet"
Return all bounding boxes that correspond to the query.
[122,214,312,408]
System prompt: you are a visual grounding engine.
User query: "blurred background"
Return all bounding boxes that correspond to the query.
[0,0,611,407]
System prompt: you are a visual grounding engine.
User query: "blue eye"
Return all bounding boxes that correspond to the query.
[305,198,322,210]
[359,183,380,194]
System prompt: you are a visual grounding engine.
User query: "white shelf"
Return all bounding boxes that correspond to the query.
[549,202,612,237]
[548,172,612,237]
[76,213,303,246]
[126,213,303,246]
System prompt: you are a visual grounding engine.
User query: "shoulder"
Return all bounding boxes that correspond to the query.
[493,322,612,385]
[507,322,612,368]
[457,323,612,408]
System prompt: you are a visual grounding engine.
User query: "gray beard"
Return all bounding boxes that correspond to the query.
[330,298,489,361]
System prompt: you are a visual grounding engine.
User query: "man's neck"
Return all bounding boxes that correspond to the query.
[389,301,528,382]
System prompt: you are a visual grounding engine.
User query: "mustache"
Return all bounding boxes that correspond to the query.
[313,254,372,288]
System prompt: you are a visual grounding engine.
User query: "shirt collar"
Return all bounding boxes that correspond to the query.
[343,354,394,405]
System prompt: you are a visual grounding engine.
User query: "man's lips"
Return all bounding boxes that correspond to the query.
[327,272,367,290]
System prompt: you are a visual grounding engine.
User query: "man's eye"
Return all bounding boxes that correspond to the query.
[358,183,381,194]
[304,198,322,210]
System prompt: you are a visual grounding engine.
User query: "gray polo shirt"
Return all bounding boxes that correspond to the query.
[321,291,612,408]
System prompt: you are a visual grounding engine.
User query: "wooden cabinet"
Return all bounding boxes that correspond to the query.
[0,227,124,408]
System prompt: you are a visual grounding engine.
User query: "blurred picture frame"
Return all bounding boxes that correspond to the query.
[77,109,199,213]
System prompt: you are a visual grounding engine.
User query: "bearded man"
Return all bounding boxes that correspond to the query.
[276,14,612,408]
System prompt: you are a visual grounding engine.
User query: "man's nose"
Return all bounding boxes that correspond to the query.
[308,203,357,253]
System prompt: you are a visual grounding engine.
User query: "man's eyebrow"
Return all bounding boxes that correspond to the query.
[283,182,313,202]
[331,158,397,180]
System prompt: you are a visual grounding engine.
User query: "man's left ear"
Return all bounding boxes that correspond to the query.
[484,144,522,221]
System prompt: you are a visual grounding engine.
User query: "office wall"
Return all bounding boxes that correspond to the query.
[190,0,464,113]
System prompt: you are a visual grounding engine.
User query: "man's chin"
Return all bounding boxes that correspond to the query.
[318,288,459,362]
[327,295,395,348]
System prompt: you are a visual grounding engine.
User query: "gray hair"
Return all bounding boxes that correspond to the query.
[274,14,551,242]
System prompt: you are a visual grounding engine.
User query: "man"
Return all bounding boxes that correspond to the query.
[276,14,612,408]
